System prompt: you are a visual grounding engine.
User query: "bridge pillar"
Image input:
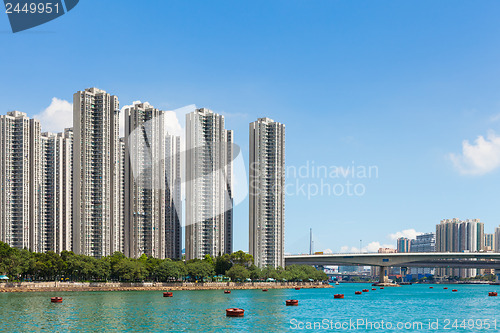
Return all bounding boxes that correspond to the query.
[495,269,500,283]
[400,267,408,282]
[379,266,389,284]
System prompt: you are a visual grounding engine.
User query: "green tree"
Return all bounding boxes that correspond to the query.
[225,264,250,281]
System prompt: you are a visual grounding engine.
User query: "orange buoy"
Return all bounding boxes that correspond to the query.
[262,289,268,292]
[452,289,458,292]
[226,308,244,317]
[334,294,344,299]
[362,289,369,292]
[443,287,448,290]
[429,287,434,289]
[285,299,299,306]
[380,287,384,290]
[50,297,63,303]
[371,288,376,291]
[163,292,173,297]
[295,287,300,290]
[224,290,231,294]
[355,291,362,295]
[488,292,498,297]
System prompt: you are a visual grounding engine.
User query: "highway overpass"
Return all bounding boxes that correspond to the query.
[285,252,500,284]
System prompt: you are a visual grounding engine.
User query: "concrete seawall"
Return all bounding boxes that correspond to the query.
[0,281,331,292]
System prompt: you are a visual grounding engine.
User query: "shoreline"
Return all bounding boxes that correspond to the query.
[0,281,331,293]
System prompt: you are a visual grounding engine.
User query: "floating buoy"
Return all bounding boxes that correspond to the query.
[371,288,376,291]
[334,294,344,299]
[295,287,300,290]
[380,287,384,290]
[224,290,231,294]
[488,292,497,297]
[226,308,244,317]
[362,289,369,292]
[285,299,299,306]
[262,289,268,292]
[163,292,173,297]
[355,291,362,295]
[452,289,458,292]
[443,288,448,290]
[429,287,434,289]
[51,297,62,303]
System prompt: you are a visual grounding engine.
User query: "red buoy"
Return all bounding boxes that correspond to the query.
[371,288,376,291]
[226,308,244,317]
[380,287,384,290]
[262,289,268,292]
[51,297,63,303]
[429,287,434,289]
[224,290,231,294]
[488,292,498,297]
[295,287,300,290]
[355,291,362,295]
[362,289,369,292]
[334,294,344,299]
[443,287,448,290]
[163,292,173,297]
[452,289,458,292]
[285,299,299,306]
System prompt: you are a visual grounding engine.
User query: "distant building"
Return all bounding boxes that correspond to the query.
[436,218,484,278]
[397,237,411,253]
[484,233,495,252]
[410,232,436,275]
[496,226,500,253]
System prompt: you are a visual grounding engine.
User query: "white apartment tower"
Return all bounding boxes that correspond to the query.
[0,111,41,251]
[59,128,73,252]
[165,133,182,259]
[249,117,285,268]
[73,88,120,258]
[185,108,233,260]
[124,102,166,259]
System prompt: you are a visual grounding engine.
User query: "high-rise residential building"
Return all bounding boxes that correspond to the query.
[59,128,73,252]
[0,111,41,251]
[410,232,436,275]
[397,237,411,253]
[124,102,166,259]
[40,132,65,253]
[496,226,500,253]
[484,233,495,252]
[436,218,484,278]
[185,108,233,260]
[165,133,182,259]
[73,88,120,258]
[249,117,285,268]
[117,137,126,254]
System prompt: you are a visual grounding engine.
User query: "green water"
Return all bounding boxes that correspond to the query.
[0,284,498,332]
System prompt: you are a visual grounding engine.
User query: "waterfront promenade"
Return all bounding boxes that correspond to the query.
[0,281,330,293]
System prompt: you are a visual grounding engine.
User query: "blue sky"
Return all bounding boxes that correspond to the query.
[2,0,500,254]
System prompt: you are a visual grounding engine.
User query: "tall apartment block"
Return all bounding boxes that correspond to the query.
[73,88,121,258]
[165,133,182,259]
[185,108,233,260]
[117,137,126,254]
[124,102,166,259]
[0,111,41,251]
[495,226,500,253]
[436,218,484,277]
[249,117,285,268]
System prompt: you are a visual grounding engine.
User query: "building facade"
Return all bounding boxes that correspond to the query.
[484,233,495,252]
[249,117,285,268]
[410,232,436,275]
[185,108,233,260]
[165,134,182,259]
[73,88,120,258]
[397,237,411,253]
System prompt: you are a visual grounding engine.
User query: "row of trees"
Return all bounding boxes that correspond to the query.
[0,242,327,282]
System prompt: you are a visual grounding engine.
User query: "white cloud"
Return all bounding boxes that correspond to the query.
[388,229,423,240]
[490,113,500,122]
[34,97,73,133]
[323,248,333,254]
[339,242,395,253]
[449,131,500,175]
